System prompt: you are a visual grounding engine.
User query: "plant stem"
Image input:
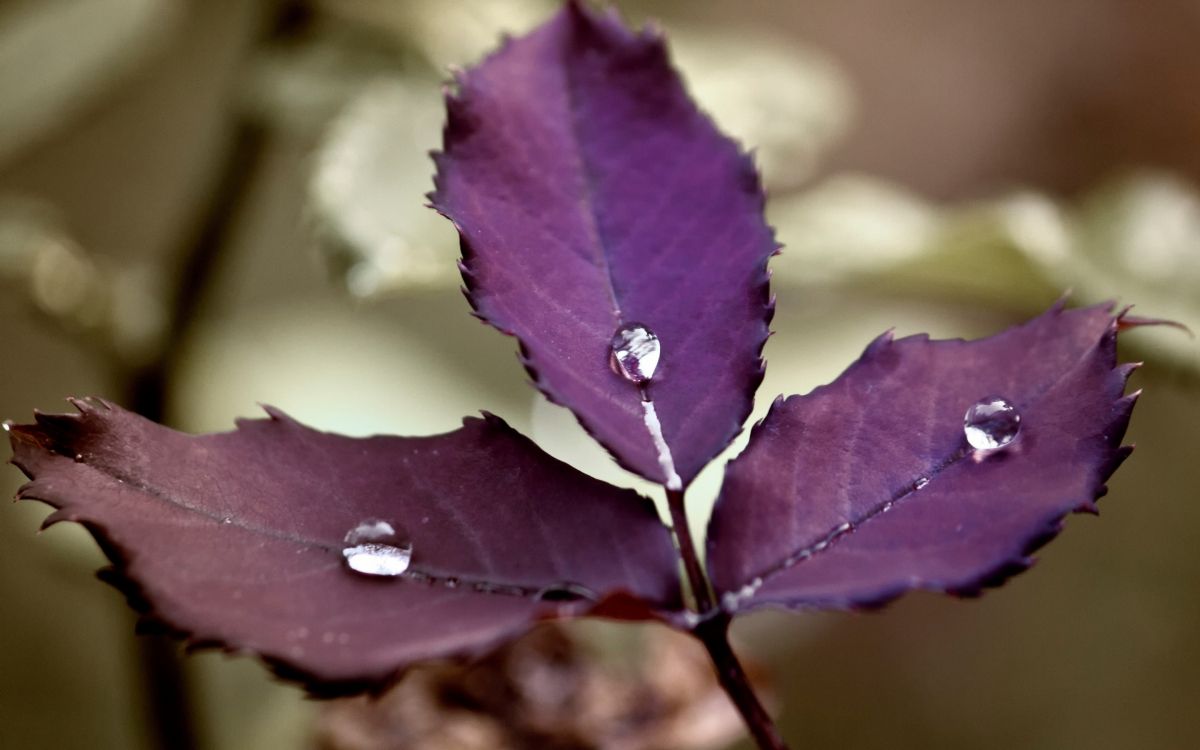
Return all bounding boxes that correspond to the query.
[666,488,714,612]
[665,489,790,750]
[696,613,790,750]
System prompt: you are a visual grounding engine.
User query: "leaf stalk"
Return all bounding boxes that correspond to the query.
[666,489,790,750]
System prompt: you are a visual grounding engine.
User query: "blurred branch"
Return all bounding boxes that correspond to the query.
[0,0,183,166]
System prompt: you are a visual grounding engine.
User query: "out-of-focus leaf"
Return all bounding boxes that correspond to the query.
[243,19,411,133]
[430,3,776,487]
[0,197,167,366]
[1004,172,1200,370]
[309,79,460,297]
[708,303,1143,611]
[318,0,556,70]
[770,171,1200,367]
[670,29,853,191]
[169,295,533,439]
[768,173,1062,309]
[0,0,181,164]
[767,175,940,285]
[9,400,680,692]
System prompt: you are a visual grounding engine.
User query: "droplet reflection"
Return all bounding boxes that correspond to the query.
[610,323,661,384]
[342,519,412,577]
[963,396,1021,451]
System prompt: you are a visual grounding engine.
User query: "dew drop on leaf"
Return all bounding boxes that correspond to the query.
[342,519,412,577]
[610,323,661,384]
[963,396,1021,451]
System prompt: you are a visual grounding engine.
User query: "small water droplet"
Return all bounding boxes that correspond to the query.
[2,420,12,432]
[610,323,660,384]
[914,477,929,490]
[220,515,233,525]
[73,453,83,462]
[536,582,597,603]
[342,519,412,577]
[963,396,1021,451]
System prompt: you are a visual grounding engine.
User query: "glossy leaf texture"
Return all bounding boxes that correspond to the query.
[7,401,681,693]
[707,302,1144,612]
[430,1,776,487]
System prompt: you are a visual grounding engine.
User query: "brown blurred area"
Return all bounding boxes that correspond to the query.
[1,1,1198,749]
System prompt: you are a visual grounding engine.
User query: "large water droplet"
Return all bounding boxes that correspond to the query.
[610,323,660,384]
[342,519,412,577]
[963,396,1021,451]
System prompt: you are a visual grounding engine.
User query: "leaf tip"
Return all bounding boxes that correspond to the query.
[1050,289,1074,313]
[1116,310,1194,338]
[861,328,896,359]
[256,404,293,422]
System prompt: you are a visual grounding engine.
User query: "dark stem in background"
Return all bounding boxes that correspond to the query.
[114,3,306,747]
[121,118,268,750]
[667,489,790,750]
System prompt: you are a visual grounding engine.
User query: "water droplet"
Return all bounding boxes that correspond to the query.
[2,420,12,432]
[610,323,660,383]
[220,515,233,525]
[536,582,597,603]
[341,519,412,577]
[963,396,1021,451]
[344,519,397,544]
[914,477,929,490]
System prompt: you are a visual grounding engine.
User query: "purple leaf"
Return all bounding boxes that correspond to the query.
[707,302,1142,612]
[429,2,776,487]
[7,401,680,692]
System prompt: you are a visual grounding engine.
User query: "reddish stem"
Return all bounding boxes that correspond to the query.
[666,488,715,612]
[666,489,790,750]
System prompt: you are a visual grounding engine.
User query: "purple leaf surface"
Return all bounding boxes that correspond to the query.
[430,2,776,487]
[707,303,1143,612]
[7,401,680,692]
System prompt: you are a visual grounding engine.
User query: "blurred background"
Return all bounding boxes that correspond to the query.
[1,1,1198,748]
